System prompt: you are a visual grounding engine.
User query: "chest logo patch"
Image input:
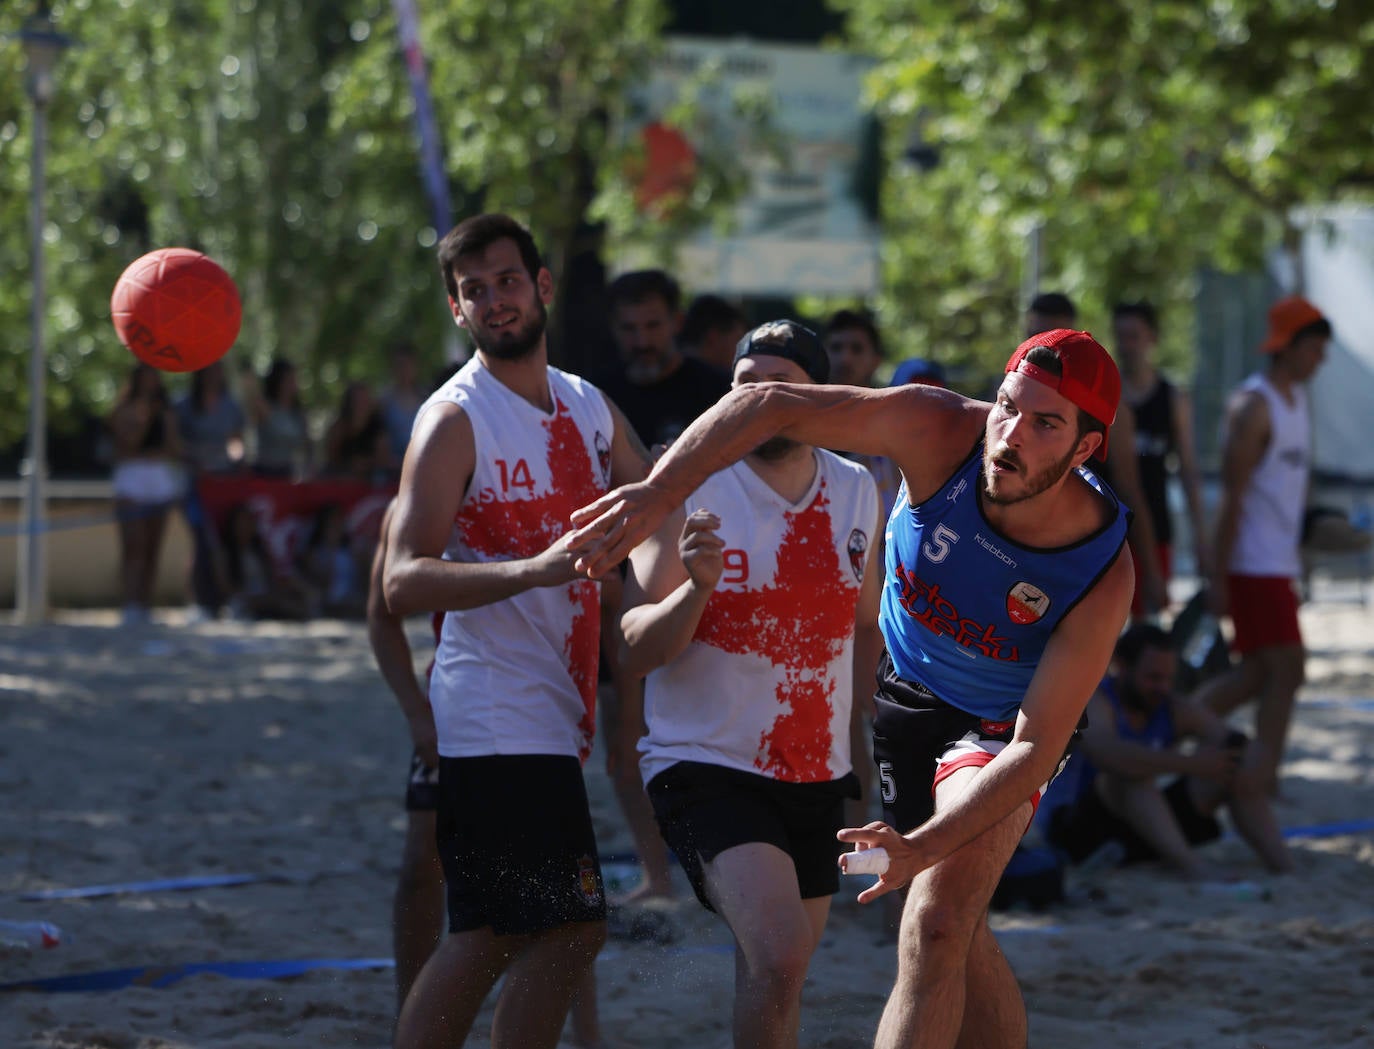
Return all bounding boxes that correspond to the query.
[847,528,868,583]
[1006,581,1050,625]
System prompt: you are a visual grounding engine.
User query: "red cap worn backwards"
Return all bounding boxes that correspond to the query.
[1004,328,1120,462]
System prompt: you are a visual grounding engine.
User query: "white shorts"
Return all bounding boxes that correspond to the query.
[112,460,186,506]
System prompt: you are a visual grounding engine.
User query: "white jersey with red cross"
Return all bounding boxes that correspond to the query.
[639,450,880,785]
[420,358,613,761]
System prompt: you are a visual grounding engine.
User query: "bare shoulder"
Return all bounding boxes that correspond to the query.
[885,389,989,501]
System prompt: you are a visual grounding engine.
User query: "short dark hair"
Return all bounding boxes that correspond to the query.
[1112,300,1158,333]
[606,269,681,314]
[1114,622,1173,669]
[1028,292,1077,322]
[437,213,543,302]
[1022,345,1105,449]
[823,309,882,355]
[680,295,745,346]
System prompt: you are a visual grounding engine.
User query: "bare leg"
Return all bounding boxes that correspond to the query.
[1202,753,1295,873]
[393,927,519,1049]
[393,811,445,1019]
[138,505,170,608]
[116,500,142,610]
[1194,659,1265,717]
[1094,776,1210,880]
[568,969,600,1047]
[1249,645,1305,793]
[611,772,675,902]
[490,920,606,1049]
[706,842,827,1049]
[954,923,1025,1049]
[875,767,1030,1049]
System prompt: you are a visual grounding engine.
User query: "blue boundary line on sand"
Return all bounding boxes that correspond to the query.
[13,867,361,903]
[0,958,395,994]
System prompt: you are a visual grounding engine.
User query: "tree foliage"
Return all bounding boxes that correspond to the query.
[0,0,682,457]
[834,0,1374,384]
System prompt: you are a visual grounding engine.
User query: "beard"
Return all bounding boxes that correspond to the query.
[752,435,801,461]
[472,301,548,362]
[981,444,1077,506]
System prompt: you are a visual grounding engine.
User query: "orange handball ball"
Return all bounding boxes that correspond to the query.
[110,248,242,373]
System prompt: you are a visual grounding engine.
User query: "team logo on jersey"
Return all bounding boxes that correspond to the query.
[1006,581,1050,625]
[847,528,868,582]
[577,855,602,906]
[947,477,968,503]
[594,431,612,484]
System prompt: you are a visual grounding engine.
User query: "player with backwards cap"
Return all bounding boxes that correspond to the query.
[568,328,1134,1049]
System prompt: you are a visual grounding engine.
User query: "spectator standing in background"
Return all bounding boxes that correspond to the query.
[380,343,428,467]
[322,381,393,482]
[175,360,245,620]
[679,294,748,377]
[108,364,185,625]
[1199,296,1332,796]
[1113,300,1211,607]
[595,269,730,448]
[1027,293,1168,617]
[248,358,311,480]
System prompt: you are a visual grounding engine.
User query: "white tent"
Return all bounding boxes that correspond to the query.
[1300,206,1374,482]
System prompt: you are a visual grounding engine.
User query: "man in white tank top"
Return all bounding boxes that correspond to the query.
[1202,295,1331,796]
[382,214,651,1049]
[618,321,884,1049]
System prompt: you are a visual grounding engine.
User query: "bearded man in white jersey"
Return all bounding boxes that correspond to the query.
[383,213,651,1049]
[617,321,884,1049]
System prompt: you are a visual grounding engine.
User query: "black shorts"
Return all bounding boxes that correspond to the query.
[871,652,1074,833]
[646,760,859,912]
[404,750,441,812]
[436,755,607,936]
[1047,776,1223,865]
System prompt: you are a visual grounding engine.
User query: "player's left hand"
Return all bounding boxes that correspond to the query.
[837,821,926,903]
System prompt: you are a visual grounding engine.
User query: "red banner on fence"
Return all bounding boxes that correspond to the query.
[197,476,396,575]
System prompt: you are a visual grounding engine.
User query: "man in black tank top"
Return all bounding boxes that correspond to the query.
[1113,301,1211,611]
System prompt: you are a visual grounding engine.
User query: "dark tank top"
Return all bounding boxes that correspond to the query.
[1131,379,1176,544]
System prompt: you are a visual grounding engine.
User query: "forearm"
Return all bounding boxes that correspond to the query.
[902,739,1054,863]
[619,579,714,679]
[384,553,550,617]
[366,616,430,726]
[647,385,825,503]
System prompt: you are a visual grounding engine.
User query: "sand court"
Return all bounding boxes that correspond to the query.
[1,595,1371,1048]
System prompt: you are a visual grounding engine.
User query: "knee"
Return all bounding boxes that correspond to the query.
[743,929,814,1000]
[898,899,973,972]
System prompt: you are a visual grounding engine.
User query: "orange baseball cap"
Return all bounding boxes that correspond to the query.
[1004,328,1120,461]
[1260,296,1330,354]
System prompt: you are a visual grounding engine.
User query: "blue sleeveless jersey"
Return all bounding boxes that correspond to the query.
[879,442,1129,722]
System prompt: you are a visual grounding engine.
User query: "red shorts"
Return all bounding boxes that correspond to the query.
[1227,574,1303,655]
[1129,542,1173,616]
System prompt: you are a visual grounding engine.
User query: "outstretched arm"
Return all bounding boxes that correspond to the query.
[570,381,983,578]
[383,402,590,616]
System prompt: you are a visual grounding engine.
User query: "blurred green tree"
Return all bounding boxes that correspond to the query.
[1,0,727,460]
[834,0,1374,388]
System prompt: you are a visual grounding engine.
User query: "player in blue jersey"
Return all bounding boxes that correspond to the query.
[569,327,1134,1049]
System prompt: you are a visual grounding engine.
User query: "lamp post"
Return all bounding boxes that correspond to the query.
[16,3,71,625]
